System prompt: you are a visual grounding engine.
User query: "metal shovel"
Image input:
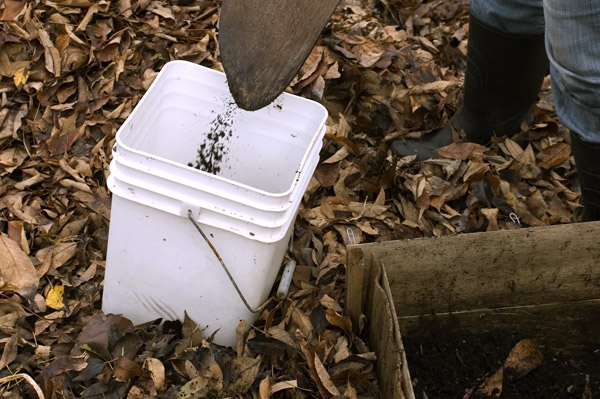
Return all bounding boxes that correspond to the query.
[219,0,340,111]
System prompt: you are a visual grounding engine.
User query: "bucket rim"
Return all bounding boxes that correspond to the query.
[114,60,328,199]
[107,174,296,243]
[110,150,317,212]
[107,165,295,229]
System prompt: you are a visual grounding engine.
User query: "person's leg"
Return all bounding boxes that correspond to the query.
[544,0,600,220]
[392,0,547,160]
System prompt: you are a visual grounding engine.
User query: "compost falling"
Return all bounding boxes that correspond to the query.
[188,103,237,174]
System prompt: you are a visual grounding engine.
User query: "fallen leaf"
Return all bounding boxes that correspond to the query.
[536,142,571,169]
[116,0,133,17]
[499,137,524,158]
[409,80,459,94]
[174,312,205,355]
[347,202,389,218]
[503,338,544,380]
[323,146,350,164]
[81,342,112,362]
[355,220,379,236]
[13,66,29,89]
[314,354,341,396]
[301,344,331,399]
[475,365,504,398]
[80,381,128,398]
[345,381,359,399]
[473,338,543,398]
[295,46,324,88]
[320,294,343,312]
[438,142,489,159]
[353,39,385,68]
[114,356,143,381]
[148,1,174,19]
[0,301,26,334]
[46,113,80,156]
[34,345,51,362]
[228,357,260,394]
[315,162,341,187]
[37,27,61,77]
[1,1,26,21]
[525,188,547,220]
[481,208,500,231]
[14,170,47,191]
[259,376,270,399]
[334,336,351,363]
[291,307,313,337]
[7,221,28,254]
[511,144,541,179]
[271,380,298,395]
[144,358,165,392]
[266,326,297,348]
[463,160,489,182]
[40,355,87,381]
[236,319,247,357]
[325,308,354,340]
[35,242,78,276]
[310,306,329,334]
[0,333,19,371]
[178,366,223,398]
[247,334,287,357]
[45,285,67,311]
[74,312,134,354]
[0,233,39,299]
[0,148,27,170]
[73,358,105,382]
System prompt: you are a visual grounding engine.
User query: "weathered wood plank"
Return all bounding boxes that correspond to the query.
[399,299,600,356]
[346,244,368,332]
[359,221,600,316]
[365,262,414,399]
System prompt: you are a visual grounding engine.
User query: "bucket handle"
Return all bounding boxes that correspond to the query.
[187,210,266,314]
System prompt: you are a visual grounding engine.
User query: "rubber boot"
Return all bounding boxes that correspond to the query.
[570,132,600,221]
[391,13,549,160]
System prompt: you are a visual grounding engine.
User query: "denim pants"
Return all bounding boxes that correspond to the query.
[470,0,600,143]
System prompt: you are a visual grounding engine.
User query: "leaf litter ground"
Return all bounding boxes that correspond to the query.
[0,0,598,398]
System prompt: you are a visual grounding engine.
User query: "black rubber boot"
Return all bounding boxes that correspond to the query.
[391,13,549,160]
[570,132,600,221]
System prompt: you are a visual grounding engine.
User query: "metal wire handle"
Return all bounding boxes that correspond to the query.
[187,210,262,314]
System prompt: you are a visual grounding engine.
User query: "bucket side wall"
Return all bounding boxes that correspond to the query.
[102,195,291,346]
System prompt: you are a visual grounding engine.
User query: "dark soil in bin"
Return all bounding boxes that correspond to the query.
[403,326,600,398]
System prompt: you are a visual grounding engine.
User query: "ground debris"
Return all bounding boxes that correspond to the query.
[0,0,588,398]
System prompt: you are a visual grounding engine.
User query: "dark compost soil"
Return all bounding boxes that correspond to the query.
[403,327,600,399]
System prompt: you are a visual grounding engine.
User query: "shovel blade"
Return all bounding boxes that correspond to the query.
[219,0,339,111]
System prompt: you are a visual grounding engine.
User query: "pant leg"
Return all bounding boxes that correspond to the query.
[470,0,545,35]
[544,0,600,144]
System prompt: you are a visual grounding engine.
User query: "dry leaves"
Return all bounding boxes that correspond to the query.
[468,339,544,398]
[0,0,582,398]
[0,233,38,299]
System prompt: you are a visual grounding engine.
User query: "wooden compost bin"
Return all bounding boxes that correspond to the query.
[346,221,600,399]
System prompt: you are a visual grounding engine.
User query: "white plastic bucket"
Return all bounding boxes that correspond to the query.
[103,61,328,346]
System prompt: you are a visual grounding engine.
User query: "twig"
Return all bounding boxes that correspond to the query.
[0,373,45,399]
[0,293,76,344]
